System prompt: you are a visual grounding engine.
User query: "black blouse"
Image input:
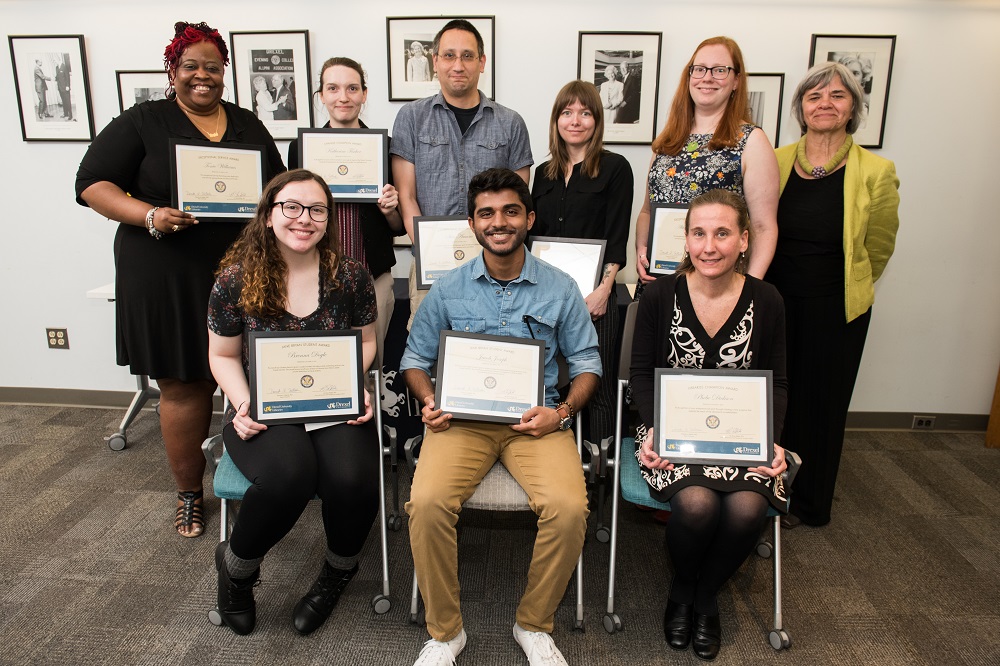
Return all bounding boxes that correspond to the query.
[530,151,634,268]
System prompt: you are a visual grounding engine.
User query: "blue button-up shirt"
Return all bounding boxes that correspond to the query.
[401,249,601,408]
[390,90,534,217]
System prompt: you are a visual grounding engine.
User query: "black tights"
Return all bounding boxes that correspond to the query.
[224,420,380,561]
[665,486,768,615]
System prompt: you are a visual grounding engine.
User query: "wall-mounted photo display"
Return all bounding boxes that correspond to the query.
[386,16,495,102]
[809,34,896,149]
[229,30,314,140]
[577,31,662,145]
[746,73,785,148]
[8,34,94,141]
[115,70,168,113]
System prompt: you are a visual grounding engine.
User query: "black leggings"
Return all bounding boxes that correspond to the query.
[664,486,768,615]
[224,420,380,561]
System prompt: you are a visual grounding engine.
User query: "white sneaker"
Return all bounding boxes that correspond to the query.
[413,628,467,665]
[513,623,568,665]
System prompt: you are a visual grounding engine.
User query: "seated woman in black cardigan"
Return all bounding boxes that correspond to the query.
[630,188,788,661]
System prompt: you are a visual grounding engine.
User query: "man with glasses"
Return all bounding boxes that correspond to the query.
[391,18,533,328]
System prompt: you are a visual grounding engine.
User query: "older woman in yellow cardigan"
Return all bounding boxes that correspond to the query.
[765,61,899,527]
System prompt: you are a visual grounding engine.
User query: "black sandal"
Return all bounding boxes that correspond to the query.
[175,490,204,538]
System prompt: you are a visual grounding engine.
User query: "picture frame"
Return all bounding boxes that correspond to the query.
[386,16,495,102]
[115,70,168,113]
[809,34,897,149]
[8,34,94,141]
[527,236,606,298]
[746,73,785,148]
[248,329,365,424]
[577,31,662,144]
[298,128,389,202]
[646,203,689,276]
[169,139,266,217]
[412,215,481,290]
[229,30,314,140]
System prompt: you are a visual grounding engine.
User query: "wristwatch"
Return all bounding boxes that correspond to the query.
[556,402,574,431]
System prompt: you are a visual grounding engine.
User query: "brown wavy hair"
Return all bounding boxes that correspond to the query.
[217,169,340,318]
[674,188,751,276]
[651,36,750,156]
[543,80,606,181]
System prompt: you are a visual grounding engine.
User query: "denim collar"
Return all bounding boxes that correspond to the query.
[467,247,540,286]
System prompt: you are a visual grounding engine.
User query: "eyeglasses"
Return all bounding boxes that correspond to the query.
[436,51,480,63]
[273,200,330,222]
[689,65,736,80]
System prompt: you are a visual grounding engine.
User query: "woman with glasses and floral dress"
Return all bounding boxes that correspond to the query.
[207,169,380,636]
[634,36,779,287]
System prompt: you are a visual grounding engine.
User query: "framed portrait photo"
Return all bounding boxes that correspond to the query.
[577,31,662,144]
[809,34,897,149]
[746,73,785,148]
[116,70,169,113]
[8,34,95,141]
[386,16,495,101]
[230,30,314,140]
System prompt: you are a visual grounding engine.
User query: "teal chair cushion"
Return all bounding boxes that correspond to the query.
[213,449,252,500]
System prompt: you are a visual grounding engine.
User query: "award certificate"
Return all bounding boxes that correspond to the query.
[653,369,773,466]
[647,203,689,275]
[248,330,364,424]
[528,236,606,298]
[170,140,265,217]
[298,128,388,202]
[435,331,545,424]
[413,216,482,289]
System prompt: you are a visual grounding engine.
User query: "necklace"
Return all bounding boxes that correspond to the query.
[184,104,223,139]
[796,135,852,178]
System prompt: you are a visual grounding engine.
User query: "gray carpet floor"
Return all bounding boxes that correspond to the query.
[1,403,998,665]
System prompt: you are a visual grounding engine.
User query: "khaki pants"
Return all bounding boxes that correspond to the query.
[405,422,589,641]
[407,261,428,331]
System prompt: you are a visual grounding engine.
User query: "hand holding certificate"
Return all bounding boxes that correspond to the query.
[434,331,545,425]
[652,369,773,466]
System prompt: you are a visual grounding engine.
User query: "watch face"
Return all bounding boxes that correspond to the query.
[559,416,572,431]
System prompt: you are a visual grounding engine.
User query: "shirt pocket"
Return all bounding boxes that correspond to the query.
[521,304,560,349]
[450,318,487,334]
[417,134,453,175]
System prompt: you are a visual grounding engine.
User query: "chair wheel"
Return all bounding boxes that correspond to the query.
[603,613,623,634]
[387,514,403,532]
[208,608,223,626]
[768,629,791,650]
[107,433,127,451]
[573,619,585,632]
[372,594,391,615]
[756,540,773,559]
[595,526,610,544]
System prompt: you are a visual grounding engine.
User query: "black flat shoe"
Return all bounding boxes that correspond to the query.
[692,612,721,661]
[663,599,693,650]
[292,561,359,635]
[215,541,259,635]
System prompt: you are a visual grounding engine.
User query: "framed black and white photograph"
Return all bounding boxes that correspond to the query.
[8,34,94,141]
[578,31,662,144]
[230,30,314,140]
[115,70,168,113]
[746,73,785,148]
[809,34,896,149]
[386,16,495,102]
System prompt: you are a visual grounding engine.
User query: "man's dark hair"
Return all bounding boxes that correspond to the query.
[467,168,532,217]
[432,19,485,57]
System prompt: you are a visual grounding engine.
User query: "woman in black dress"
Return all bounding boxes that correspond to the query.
[631,189,788,661]
[75,22,285,538]
[531,80,633,445]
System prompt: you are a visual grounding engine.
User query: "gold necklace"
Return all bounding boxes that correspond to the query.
[184,105,222,139]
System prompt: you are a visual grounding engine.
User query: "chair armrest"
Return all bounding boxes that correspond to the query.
[783,449,802,486]
[403,433,424,470]
[201,434,224,471]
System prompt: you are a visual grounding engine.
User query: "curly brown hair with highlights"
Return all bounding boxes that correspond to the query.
[217,169,340,318]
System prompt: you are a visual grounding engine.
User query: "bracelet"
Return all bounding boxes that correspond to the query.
[556,401,575,419]
[145,207,164,240]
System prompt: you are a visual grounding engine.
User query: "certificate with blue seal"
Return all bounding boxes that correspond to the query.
[653,368,773,466]
[297,128,388,202]
[647,203,688,275]
[170,139,265,218]
[248,329,364,424]
[435,331,545,425]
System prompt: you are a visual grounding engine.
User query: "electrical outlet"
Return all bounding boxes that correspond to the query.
[46,328,69,350]
[911,415,935,430]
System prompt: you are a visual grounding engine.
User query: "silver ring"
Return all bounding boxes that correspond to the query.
[172,224,180,232]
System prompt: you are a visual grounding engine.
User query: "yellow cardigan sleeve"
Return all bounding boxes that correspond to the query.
[864,158,900,283]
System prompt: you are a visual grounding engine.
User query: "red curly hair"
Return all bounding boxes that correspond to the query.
[163,21,229,74]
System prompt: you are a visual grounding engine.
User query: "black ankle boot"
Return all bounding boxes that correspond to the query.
[292,560,359,635]
[215,541,259,635]
[663,599,694,650]
[692,612,722,661]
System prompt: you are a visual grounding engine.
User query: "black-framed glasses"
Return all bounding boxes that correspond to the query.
[273,200,330,222]
[435,51,480,63]
[689,65,736,80]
